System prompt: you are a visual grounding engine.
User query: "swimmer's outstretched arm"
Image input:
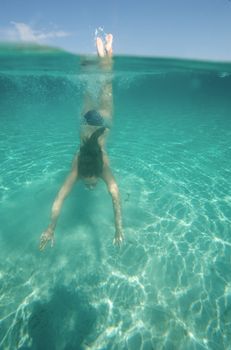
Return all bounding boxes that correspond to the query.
[39,154,79,251]
[101,165,124,245]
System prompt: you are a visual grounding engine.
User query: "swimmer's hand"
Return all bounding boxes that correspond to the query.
[113,230,124,246]
[39,227,55,251]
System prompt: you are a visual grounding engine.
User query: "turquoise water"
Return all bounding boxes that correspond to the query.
[0,44,231,350]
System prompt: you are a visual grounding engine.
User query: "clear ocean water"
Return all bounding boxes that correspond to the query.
[0,44,231,350]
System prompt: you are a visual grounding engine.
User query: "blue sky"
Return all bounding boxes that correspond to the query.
[0,0,231,61]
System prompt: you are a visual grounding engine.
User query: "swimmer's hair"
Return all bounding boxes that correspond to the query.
[78,127,106,177]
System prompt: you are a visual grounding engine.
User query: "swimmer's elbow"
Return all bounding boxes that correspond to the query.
[109,182,119,197]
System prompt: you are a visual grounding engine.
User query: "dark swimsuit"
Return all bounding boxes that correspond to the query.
[83,110,110,128]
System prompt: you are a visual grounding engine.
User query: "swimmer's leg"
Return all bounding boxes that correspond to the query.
[96,37,105,57]
[105,34,113,57]
[98,82,113,123]
[81,34,112,117]
[98,34,114,123]
[81,92,96,116]
[80,39,105,115]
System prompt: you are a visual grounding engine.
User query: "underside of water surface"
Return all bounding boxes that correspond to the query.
[0,44,231,350]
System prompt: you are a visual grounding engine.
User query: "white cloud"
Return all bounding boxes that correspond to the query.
[11,22,37,42]
[0,22,71,43]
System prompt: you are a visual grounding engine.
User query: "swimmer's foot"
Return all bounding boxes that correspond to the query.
[105,34,113,57]
[96,37,105,57]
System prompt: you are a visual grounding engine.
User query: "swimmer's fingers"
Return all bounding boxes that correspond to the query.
[39,232,49,251]
[39,234,48,251]
[39,230,54,251]
[50,235,55,248]
[113,233,124,247]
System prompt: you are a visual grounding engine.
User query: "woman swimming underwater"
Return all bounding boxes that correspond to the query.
[39,33,124,250]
